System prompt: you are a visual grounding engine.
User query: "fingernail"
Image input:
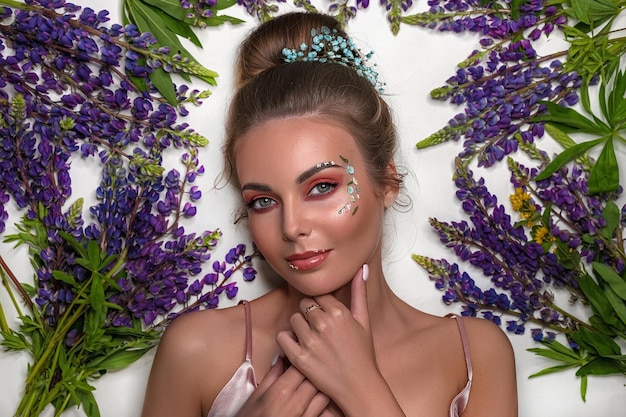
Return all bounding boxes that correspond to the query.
[271,353,280,366]
[362,264,369,282]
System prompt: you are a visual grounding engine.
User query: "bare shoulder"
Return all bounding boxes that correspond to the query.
[460,315,514,354]
[158,305,245,355]
[457,316,518,417]
[462,317,512,350]
[141,305,248,417]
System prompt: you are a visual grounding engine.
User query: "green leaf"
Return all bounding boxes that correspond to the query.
[534,137,605,181]
[91,348,153,371]
[571,326,621,357]
[146,2,203,47]
[510,0,523,20]
[52,270,77,287]
[76,388,101,417]
[579,79,592,115]
[529,339,583,361]
[140,0,185,20]
[528,363,580,378]
[87,240,101,269]
[581,375,588,402]
[568,0,621,25]
[58,343,70,375]
[576,273,615,323]
[148,67,177,106]
[607,69,626,124]
[588,138,619,194]
[59,231,87,258]
[576,357,626,376]
[0,329,30,351]
[543,123,577,149]
[90,274,105,312]
[600,201,620,239]
[126,1,178,103]
[527,346,579,363]
[555,241,581,270]
[592,261,626,300]
[21,282,36,297]
[604,286,626,326]
[535,101,609,134]
[202,14,246,26]
[215,0,239,10]
[19,315,43,334]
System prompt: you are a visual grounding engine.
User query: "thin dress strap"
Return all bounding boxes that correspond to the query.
[242,300,253,361]
[446,314,473,417]
[206,300,257,417]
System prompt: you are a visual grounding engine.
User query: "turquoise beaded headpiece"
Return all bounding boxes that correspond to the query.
[282,26,385,93]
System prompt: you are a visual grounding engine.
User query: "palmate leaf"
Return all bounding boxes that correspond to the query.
[565,0,621,25]
[534,101,610,133]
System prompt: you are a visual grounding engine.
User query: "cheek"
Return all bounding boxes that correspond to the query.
[248,214,279,252]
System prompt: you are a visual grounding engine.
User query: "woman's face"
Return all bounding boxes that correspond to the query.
[235,117,396,296]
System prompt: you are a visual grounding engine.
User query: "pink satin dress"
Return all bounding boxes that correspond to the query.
[207,302,473,417]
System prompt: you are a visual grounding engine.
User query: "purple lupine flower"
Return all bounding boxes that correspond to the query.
[0,0,255,337]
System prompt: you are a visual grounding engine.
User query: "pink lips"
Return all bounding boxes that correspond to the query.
[286,250,331,271]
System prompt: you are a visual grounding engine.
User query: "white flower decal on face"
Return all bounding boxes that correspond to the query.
[338,155,360,216]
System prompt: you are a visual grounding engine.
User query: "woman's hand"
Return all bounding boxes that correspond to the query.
[234,356,336,417]
[276,265,396,414]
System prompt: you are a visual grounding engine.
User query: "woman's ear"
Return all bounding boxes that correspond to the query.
[383,162,400,208]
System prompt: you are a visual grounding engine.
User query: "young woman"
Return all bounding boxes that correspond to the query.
[141,12,517,417]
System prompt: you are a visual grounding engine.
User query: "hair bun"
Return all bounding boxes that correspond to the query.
[235,12,346,88]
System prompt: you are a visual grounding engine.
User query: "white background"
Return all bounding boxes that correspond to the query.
[1,0,625,416]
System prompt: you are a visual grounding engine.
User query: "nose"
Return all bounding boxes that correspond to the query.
[281,198,311,241]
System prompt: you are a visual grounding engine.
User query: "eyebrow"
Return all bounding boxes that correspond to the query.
[241,183,272,192]
[240,161,341,192]
[296,162,340,184]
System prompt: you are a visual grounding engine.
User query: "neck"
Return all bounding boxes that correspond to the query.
[280,261,397,330]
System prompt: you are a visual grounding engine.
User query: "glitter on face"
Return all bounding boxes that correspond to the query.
[316,161,336,169]
[338,156,360,216]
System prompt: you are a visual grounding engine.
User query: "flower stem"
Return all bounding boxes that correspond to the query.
[0,255,33,312]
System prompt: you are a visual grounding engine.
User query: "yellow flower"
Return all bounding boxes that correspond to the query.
[510,187,530,211]
[510,187,536,225]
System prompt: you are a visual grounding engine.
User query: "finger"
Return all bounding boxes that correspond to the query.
[301,299,324,321]
[302,391,331,417]
[252,355,286,396]
[321,401,344,417]
[350,264,370,332]
[276,329,302,358]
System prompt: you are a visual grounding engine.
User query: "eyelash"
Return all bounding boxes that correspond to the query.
[246,196,276,211]
[308,181,338,197]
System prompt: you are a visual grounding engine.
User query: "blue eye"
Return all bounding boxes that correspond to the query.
[248,197,276,210]
[309,182,337,196]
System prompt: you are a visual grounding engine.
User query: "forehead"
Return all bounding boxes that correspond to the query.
[235,117,360,182]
